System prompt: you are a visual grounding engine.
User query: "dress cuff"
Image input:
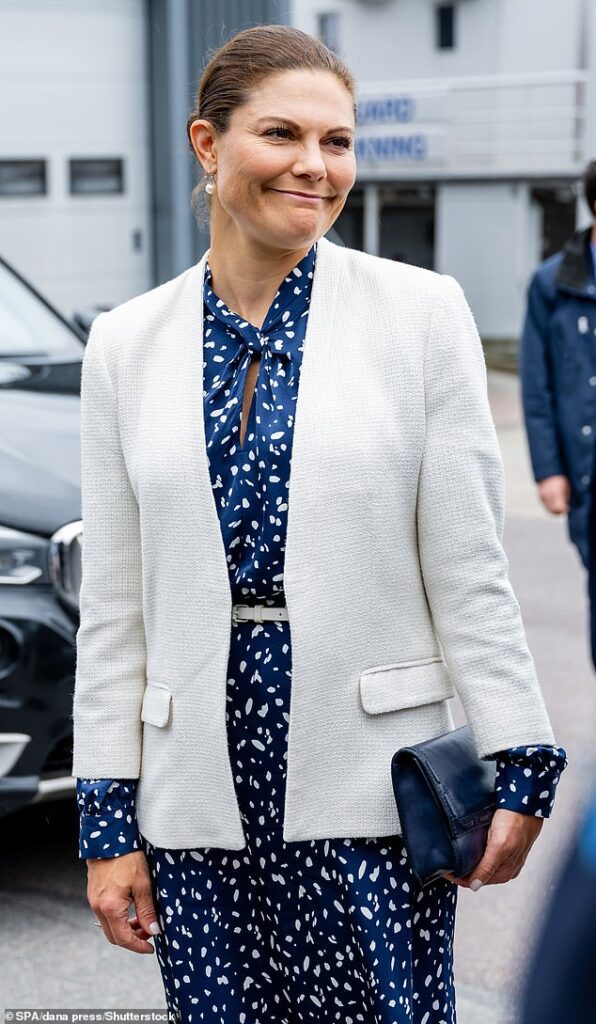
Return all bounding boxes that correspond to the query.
[492,745,568,818]
[76,778,141,859]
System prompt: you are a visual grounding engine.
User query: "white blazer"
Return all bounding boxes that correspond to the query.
[71,235,557,850]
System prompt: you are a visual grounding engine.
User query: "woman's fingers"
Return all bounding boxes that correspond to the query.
[443,859,516,889]
[131,878,162,939]
[128,914,155,940]
[467,847,510,888]
[101,899,156,954]
[94,909,118,944]
[424,811,544,890]
[87,850,159,954]
[442,846,509,889]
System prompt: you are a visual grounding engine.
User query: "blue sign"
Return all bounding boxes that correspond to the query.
[357,96,416,126]
[355,134,428,162]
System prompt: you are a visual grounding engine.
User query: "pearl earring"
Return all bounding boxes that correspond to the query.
[205,172,216,195]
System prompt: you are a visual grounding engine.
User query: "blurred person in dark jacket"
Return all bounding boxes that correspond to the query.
[520,159,596,572]
[520,435,596,1024]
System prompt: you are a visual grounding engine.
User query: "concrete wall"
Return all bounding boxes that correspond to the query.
[436,181,540,338]
[292,0,582,82]
[0,0,152,315]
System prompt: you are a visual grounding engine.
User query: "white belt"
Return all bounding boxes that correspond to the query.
[232,603,289,624]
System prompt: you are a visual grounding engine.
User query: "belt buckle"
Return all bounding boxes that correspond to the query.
[232,603,266,625]
[232,604,249,625]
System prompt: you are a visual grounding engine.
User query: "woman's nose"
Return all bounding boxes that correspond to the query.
[290,143,327,180]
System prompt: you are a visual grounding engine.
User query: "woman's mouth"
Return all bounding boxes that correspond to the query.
[269,189,328,203]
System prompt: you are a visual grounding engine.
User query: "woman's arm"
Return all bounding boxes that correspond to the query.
[71,313,147,778]
[493,744,568,818]
[416,273,557,755]
[444,746,568,890]
[77,778,141,859]
[72,316,158,954]
[417,274,564,889]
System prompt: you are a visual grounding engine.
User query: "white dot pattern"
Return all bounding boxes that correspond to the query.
[142,617,458,1023]
[76,241,567,1020]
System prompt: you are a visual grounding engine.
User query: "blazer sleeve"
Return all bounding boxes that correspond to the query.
[416,274,557,758]
[71,312,147,778]
[518,272,567,482]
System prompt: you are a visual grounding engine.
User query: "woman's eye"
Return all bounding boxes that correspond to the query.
[263,127,352,149]
[264,127,292,139]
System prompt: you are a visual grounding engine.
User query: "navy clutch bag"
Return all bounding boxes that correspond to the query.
[391,725,497,888]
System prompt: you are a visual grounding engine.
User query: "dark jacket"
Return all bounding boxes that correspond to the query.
[519,225,596,568]
[590,439,596,663]
[520,376,596,1024]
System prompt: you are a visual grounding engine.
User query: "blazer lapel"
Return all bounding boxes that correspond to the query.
[283,236,345,586]
[166,249,233,605]
[167,235,345,601]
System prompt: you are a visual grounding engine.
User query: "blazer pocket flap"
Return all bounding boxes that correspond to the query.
[140,682,172,727]
[359,657,455,714]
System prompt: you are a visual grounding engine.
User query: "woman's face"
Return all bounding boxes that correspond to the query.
[190,69,357,251]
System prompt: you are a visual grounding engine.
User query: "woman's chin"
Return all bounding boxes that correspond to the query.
[260,217,324,251]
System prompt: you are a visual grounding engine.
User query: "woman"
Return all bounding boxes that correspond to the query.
[72,25,568,1024]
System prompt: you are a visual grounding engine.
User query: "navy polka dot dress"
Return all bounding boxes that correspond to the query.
[77,242,568,1023]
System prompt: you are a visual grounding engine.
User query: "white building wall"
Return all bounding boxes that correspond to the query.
[293,0,498,79]
[497,0,582,74]
[436,182,540,338]
[0,0,152,316]
[293,0,582,82]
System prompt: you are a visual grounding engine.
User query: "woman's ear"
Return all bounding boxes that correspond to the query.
[188,119,217,173]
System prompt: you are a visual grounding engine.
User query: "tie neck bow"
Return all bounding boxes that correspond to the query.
[203,244,317,361]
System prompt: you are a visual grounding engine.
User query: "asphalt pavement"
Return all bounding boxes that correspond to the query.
[453,370,596,1023]
[1,369,594,1022]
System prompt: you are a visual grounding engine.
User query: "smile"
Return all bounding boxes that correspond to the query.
[270,190,328,203]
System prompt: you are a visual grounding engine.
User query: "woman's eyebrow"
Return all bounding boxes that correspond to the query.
[254,116,355,134]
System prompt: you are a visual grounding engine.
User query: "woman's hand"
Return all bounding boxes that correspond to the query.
[86,849,161,953]
[443,808,544,890]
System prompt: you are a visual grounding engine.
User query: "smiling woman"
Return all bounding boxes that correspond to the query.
[73,22,567,1024]
[186,70,357,312]
[186,30,357,248]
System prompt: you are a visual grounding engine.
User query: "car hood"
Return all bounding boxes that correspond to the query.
[0,387,81,536]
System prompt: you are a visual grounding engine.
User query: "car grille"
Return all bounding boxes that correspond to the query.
[41,734,74,776]
[49,520,82,611]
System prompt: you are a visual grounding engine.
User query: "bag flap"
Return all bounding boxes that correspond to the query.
[393,726,496,837]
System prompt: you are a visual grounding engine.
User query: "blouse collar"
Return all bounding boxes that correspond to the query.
[203,242,317,359]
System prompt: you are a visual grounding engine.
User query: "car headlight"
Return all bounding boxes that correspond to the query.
[49,521,82,611]
[0,524,52,585]
[0,520,83,612]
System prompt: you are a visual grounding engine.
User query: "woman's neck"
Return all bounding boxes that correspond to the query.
[206,219,314,329]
